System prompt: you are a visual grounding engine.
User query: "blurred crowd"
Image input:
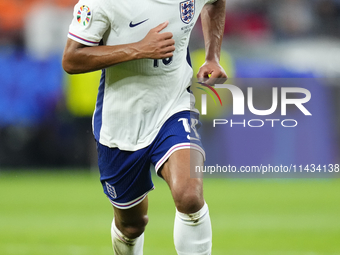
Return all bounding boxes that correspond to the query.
[0,0,74,58]
[0,0,340,58]
[223,0,340,40]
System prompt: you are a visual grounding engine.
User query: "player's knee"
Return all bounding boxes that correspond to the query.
[119,215,149,239]
[173,189,204,214]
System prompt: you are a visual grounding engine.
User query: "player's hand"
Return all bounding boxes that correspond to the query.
[197,60,227,85]
[136,21,175,59]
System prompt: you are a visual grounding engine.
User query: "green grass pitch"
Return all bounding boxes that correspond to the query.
[0,171,339,255]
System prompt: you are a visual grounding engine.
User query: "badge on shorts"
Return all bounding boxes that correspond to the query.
[180,0,195,24]
[77,5,92,26]
[106,182,117,199]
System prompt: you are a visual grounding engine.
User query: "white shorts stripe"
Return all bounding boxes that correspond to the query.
[108,186,154,210]
[155,142,206,173]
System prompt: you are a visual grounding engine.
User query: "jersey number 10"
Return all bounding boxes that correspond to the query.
[153,57,173,68]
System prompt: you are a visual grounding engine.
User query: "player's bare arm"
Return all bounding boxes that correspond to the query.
[198,0,227,83]
[62,21,175,74]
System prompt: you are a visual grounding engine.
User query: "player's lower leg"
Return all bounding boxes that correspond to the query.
[111,219,144,255]
[174,202,212,255]
[111,199,148,255]
[159,149,211,255]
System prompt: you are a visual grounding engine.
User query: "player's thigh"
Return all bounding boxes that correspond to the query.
[160,148,204,213]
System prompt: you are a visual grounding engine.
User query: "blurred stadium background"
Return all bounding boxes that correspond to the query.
[0,0,339,254]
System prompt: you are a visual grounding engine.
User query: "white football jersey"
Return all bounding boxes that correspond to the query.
[68,0,215,150]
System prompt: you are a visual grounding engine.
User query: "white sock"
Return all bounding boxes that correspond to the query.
[174,202,212,255]
[111,219,144,255]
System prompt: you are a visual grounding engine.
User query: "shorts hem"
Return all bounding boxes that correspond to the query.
[107,186,155,210]
[155,143,206,174]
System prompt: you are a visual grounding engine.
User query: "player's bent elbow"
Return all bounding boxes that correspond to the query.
[62,56,78,75]
[62,54,71,73]
[62,64,73,75]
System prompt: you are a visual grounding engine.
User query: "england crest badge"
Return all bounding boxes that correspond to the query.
[180,0,195,24]
[105,182,117,199]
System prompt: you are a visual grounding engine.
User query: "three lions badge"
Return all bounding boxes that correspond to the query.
[180,0,195,24]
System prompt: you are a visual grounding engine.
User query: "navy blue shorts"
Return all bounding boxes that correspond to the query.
[96,111,205,209]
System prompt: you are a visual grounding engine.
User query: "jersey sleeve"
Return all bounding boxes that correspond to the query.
[68,0,111,46]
